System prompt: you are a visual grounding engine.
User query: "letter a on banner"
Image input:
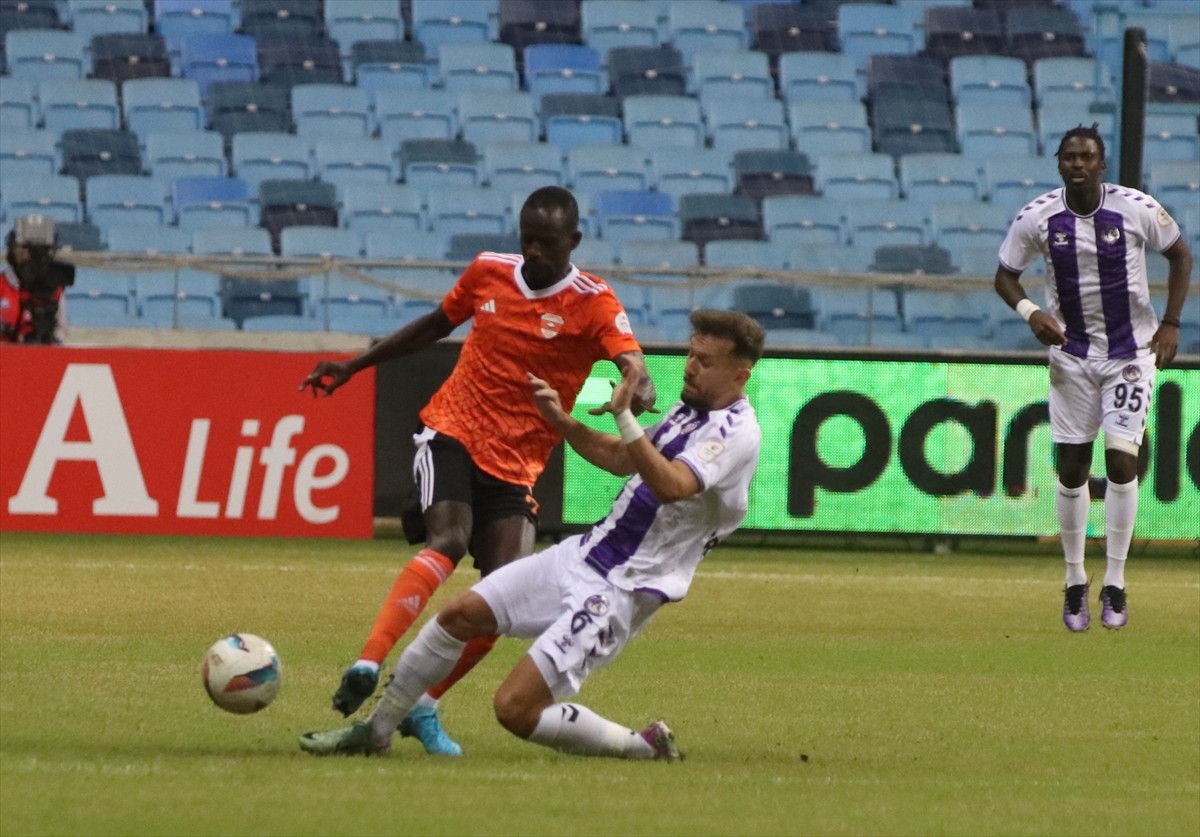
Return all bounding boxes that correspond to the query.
[8,364,158,516]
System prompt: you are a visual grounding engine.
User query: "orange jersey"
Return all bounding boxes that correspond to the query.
[420,252,642,487]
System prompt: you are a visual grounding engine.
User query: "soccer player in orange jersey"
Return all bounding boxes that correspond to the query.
[300,186,656,755]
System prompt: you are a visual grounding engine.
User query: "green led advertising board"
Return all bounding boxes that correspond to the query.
[564,355,1199,539]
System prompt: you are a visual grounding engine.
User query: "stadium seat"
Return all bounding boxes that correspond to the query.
[445,232,522,261]
[608,45,686,97]
[650,146,734,202]
[1032,57,1115,110]
[595,189,677,244]
[733,149,814,203]
[328,2,406,74]
[35,78,117,135]
[923,6,1004,64]
[60,129,142,180]
[677,192,761,246]
[281,225,362,259]
[374,88,458,146]
[154,0,237,66]
[1147,62,1200,107]
[786,99,870,160]
[871,244,954,276]
[732,282,816,330]
[411,0,493,56]
[813,285,903,344]
[705,238,789,271]
[566,143,649,194]
[790,242,872,275]
[108,223,191,254]
[458,89,538,146]
[313,136,396,190]
[815,152,898,202]
[666,0,746,65]
[259,178,338,251]
[846,200,927,253]
[1143,113,1200,169]
[4,30,88,81]
[179,33,258,98]
[571,238,618,270]
[751,5,837,71]
[837,3,918,76]
[0,128,58,181]
[866,54,947,103]
[66,0,147,41]
[703,96,788,153]
[903,288,992,346]
[872,95,956,158]
[1,0,61,34]
[952,243,1001,279]
[53,220,103,252]
[342,182,425,234]
[239,0,323,41]
[292,84,371,139]
[257,35,343,90]
[955,102,1039,164]
[778,51,858,103]
[622,94,704,149]
[499,0,582,55]
[427,186,510,237]
[231,132,313,197]
[144,130,227,184]
[984,154,1061,213]
[0,78,36,130]
[762,194,846,247]
[65,267,134,323]
[350,40,430,97]
[1147,161,1200,218]
[399,138,481,190]
[123,77,205,139]
[85,174,167,229]
[949,55,1032,108]
[437,41,519,93]
[136,266,222,324]
[1,174,82,224]
[930,201,1012,256]
[616,239,699,326]
[1005,5,1086,66]
[690,48,773,101]
[582,0,661,59]
[523,44,606,103]
[171,176,251,228]
[205,80,292,139]
[239,313,324,332]
[900,152,982,206]
[483,141,565,193]
[540,93,624,153]
[1037,107,1115,159]
[364,229,457,318]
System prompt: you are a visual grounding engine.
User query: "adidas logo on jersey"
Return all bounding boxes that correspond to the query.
[480,299,496,314]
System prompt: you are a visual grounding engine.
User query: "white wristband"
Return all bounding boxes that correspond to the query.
[1016,299,1041,322]
[615,409,644,445]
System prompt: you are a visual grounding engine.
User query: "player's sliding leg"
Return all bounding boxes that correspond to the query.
[1099,445,1138,629]
[331,547,456,716]
[398,634,498,756]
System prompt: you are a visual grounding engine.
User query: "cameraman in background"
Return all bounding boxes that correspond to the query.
[2,215,74,344]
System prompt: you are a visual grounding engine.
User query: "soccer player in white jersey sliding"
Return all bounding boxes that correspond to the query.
[300,309,764,759]
[994,124,1193,632]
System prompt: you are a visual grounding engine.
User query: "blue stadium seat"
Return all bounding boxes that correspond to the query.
[650,146,733,202]
[904,288,993,345]
[790,242,872,275]
[705,238,789,270]
[122,77,204,136]
[257,35,344,89]
[351,40,430,96]
[751,5,837,70]
[923,6,1004,64]
[85,174,168,229]
[762,194,846,247]
[61,128,143,181]
[171,176,252,228]
[1147,160,1200,218]
[523,44,606,101]
[677,192,761,246]
[1032,57,1115,110]
[666,0,746,64]
[341,182,425,234]
[498,0,582,55]
[0,78,36,129]
[4,30,88,81]
[205,80,291,139]
[483,141,565,193]
[778,52,858,103]
[154,0,237,67]
[582,0,661,59]
[733,148,814,202]
[89,31,165,87]
[608,45,686,97]
[615,240,700,324]
[231,132,313,196]
[144,130,227,185]
[0,128,58,181]
[411,0,494,55]
[281,225,363,259]
[846,200,927,253]
[37,78,119,133]
[364,229,457,319]
[837,3,918,76]
[622,94,704,149]
[191,226,273,255]
[107,223,192,255]
[427,185,510,237]
[2,174,82,223]
[259,178,339,251]
[984,154,1061,214]
[786,99,871,159]
[930,201,1012,256]
[689,48,772,101]
[900,152,983,205]
[327,1,405,72]
[136,267,222,324]
[870,244,953,276]
[1147,61,1200,108]
[1143,113,1200,169]
[437,41,518,93]
[540,93,623,153]
[313,136,396,190]
[872,94,956,158]
[703,96,788,153]
[815,152,898,202]
[813,286,903,345]
[239,0,324,42]
[1006,5,1086,67]
[571,238,619,270]
[65,268,134,323]
[595,189,677,244]
[1036,107,1114,158]
[732,282,816,330]
[952,243,1001,279]
[374,88,458,145]
[567,143,650,194]
[240,313,325,332]
[399,138,480,190]
[955,102,1039,164]
[66,0,147,41]
[949,55,1032,107]
[179,33,258,98]
[458,89,538,146]
[292,84,371,138]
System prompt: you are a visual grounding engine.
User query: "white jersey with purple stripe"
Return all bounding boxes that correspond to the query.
[578,398,761,603]
[998,184,1182,360]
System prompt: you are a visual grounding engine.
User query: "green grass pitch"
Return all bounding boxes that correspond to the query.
[1,533,1197,836]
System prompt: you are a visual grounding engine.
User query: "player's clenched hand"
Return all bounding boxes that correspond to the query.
[1150,323,1179,369]
[528,372,567,423]
[300,360,352,396]
[1029,310,1066,347]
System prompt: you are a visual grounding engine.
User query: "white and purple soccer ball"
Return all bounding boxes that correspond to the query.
[202,633,281,714]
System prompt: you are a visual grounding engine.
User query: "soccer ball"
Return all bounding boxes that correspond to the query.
[202,633,281,714]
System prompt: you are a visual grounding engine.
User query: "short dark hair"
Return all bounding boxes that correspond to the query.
[521,186,579,231]
[689,309,765,366]
[1055,123,1106,160]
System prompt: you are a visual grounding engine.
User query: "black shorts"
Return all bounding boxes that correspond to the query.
[410,425,538,530]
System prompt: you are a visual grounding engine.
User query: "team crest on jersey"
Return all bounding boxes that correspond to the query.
[1102,226,1121,244]
[614,311,632,334]
[583,595,609,616]
[540,312,564,339]
[1122,364,1141,383]
[697,439,725,462]
[1157,206,1174,227]
[1052,231,1070,247]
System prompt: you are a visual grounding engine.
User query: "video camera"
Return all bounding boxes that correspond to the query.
[5,215,75,344]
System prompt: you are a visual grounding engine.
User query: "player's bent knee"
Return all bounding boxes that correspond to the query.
[436,591,497,641]
[492,687,539,739]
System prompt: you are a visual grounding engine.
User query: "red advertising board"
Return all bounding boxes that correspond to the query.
[0,345,374,538]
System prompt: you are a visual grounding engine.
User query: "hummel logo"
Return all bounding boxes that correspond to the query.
[397,595,422,615]
[480,299,496,313]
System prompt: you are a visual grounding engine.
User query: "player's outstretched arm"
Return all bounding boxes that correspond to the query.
[602,350,657,416]
[1150,237,1193,369]
[609,364,700,505]
[995,265,1065,347]
[300,308,456,396]
[528,372,635,476]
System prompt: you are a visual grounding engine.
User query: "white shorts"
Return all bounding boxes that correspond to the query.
[472,538,662,699]
[1048,350,1156,447]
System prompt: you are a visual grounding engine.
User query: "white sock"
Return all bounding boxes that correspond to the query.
[352,659,380,674]
[415,693,438,711]
[368,619,464,744]
[1104,477,1138,589]
[528,703,655,759]
[1056,480,1090,586]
